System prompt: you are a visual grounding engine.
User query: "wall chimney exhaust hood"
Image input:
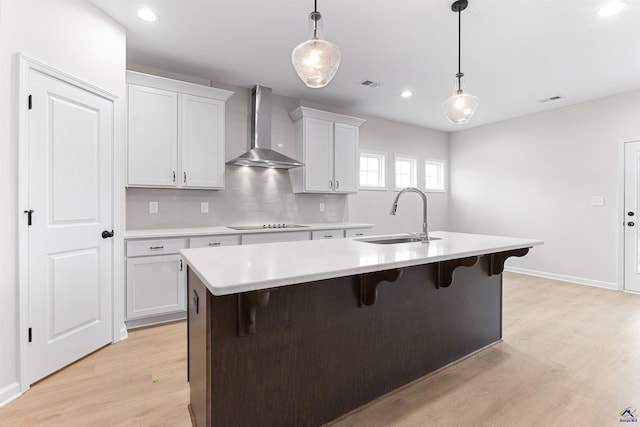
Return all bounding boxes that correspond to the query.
[227,85,304,169]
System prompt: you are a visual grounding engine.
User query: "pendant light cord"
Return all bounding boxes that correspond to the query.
[456,7,463,93]
[312,0,318,39]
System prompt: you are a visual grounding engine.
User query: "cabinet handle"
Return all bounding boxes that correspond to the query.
[183,172,187,184]
[329,180,333,189]
[356,233,364,236]
[324,234,333,238]
[336,180,340,189]
[193,289,200,315]
[180,259,183,271]
[172,171,176,182]
[208,242,221,246]
[149,246,164,250]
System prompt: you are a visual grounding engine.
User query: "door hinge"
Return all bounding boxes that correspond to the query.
[180,259,183,271]
[24,209,34,226]
[28,94,32,110]
[28,327,32,343]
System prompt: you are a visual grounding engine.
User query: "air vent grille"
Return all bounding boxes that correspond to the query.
[360,80,382,88]
[538,95,564,103]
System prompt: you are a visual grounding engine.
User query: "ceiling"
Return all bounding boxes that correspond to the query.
[89,0,640,132]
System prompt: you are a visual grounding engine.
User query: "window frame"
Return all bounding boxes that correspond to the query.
[358,150,387,191]
[394,154,418,191]
[424,158,446,193]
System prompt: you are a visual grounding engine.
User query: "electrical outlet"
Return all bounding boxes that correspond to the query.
[319,203,325,212]
[591,196,604,206]
[149,201,158,214]
[201,202,209,214]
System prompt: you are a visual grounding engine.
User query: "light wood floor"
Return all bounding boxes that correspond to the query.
[1,273,639,426]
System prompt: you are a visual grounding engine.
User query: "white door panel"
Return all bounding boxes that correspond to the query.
[625,141,640,292]
[27,68,113,384]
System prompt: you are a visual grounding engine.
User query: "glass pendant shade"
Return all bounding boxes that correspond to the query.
[291,11,341,88]
[442,91,479,124]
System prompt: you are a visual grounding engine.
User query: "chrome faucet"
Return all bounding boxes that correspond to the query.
[389,187,430,243]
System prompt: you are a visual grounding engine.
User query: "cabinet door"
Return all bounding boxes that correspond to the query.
[333,123,359,193]
[126,255,186,320]
[311,229,344,239]
[180,94,225,189]
[128,84,178,187]
[303,118,333,192]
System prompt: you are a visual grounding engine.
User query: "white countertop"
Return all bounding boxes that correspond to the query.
[124,222,373,239]
[181,231,543,296]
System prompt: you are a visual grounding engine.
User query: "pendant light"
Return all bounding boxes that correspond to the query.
[291,0,341,88]
[442,0,479,124]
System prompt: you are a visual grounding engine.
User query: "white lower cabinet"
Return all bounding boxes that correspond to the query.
[126,255,186,320]
[125,237,187,328]
[312,229,343,240]
[345,228,371,238]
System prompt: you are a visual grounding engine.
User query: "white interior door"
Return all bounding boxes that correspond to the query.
[26,68,114,384]
[624,140,640,292]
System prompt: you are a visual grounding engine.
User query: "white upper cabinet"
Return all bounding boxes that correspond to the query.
[128,85,178,186]
[289,107,365,194]
[180,94,225,188]
[127,71,233,189]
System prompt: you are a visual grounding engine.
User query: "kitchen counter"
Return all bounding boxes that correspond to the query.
[185,231,542,426]
[181,231,543,296]
[124,222,373,239]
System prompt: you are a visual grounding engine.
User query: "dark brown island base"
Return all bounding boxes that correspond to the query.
[186,247,533,426]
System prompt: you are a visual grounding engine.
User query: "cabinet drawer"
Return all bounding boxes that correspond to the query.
[311,229,344,240]
[190,235,240,248]
[241,231,311,245]
[345,228,371,238]
[126,238,186,257]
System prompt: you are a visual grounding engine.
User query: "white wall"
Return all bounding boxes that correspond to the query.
[347,116,450,235]
[0,0,125,404]
[449,90,640,288]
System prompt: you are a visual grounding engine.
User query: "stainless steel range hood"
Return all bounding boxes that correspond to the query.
[227,85,304,169]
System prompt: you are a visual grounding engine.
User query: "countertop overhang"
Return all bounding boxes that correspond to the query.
[181,231,543,296]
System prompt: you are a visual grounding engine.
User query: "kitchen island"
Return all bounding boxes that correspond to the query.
[181,231,542,426]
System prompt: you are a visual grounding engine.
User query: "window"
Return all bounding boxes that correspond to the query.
[425,159,446,192]
[359,151,386,189]
[394,155,417,190]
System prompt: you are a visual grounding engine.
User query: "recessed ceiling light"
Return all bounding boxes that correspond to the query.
[597,1,626,17]
[400,90,413,98]
[137,8,158,22]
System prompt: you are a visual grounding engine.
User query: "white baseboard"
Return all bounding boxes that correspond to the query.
[504,266,618,290]
[0,382,22,408]
[116,324,128,343]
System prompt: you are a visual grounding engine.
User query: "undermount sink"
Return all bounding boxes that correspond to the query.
[356,234,442,244]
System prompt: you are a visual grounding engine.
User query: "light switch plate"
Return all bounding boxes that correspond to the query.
[201,202,209,214]
[591,196,604,206]
[319,203,325,212]
[149,201,158,214]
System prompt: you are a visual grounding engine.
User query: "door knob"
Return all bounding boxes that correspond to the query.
[101,230,114,238]
[628,222,635,227]
[628,212,635,217]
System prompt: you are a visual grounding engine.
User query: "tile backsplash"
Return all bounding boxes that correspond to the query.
[126,167,347,229]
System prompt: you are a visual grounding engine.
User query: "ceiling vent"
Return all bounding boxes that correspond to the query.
[360,80,382,88]
[538,95,564,103]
